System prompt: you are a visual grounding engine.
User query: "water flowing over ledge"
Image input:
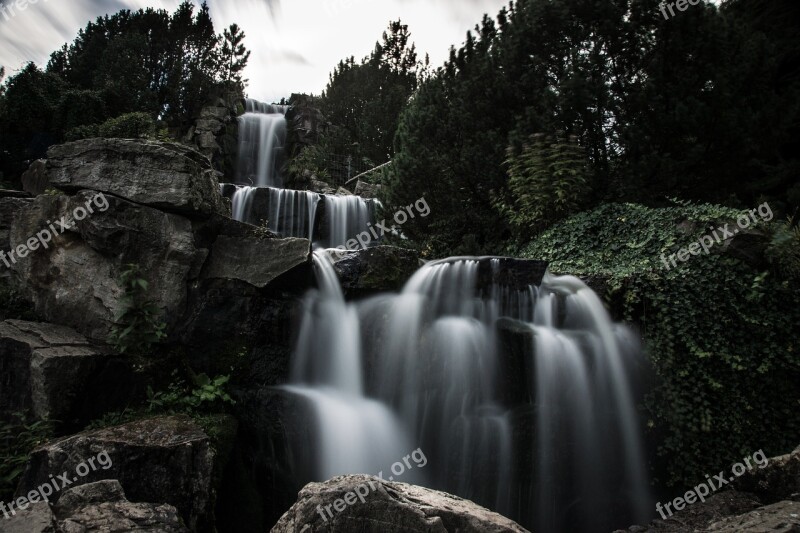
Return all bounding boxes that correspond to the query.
[277,250,652,532]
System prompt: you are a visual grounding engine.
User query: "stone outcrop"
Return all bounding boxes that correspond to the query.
[20,159,49,196]
[617,446,800,533]
[285,94,325,160]
[185,90,243,180]
[0,320,133,429]
[4,480,188,532]
[354,180,382,199]
[47,139,228,218]
[8,191,207,340]
[272,475,530,533]
[17,415,215,532]
[328,246,420,295]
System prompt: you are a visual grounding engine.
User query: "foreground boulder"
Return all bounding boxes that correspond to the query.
[4,480,188,532]
[0,320,131,428]
[272,475,529,533]
[47,138,228,218]
[17,415,216,531]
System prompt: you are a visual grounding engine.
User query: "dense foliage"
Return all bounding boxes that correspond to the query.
[0,413,53,500]
[520,202,800,488]
[0,1,250,184]
[384,0,800,257]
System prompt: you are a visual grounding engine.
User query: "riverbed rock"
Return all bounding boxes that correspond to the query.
[47,138,228,218]
[0,320,131,428]
[17,415,215,531]
[327,246,420,295]
[272,474,530,533]
[354,180,382,198]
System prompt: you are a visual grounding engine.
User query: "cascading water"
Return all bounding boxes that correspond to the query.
[236,98,288,187]
[282,251,418,481]
[281,253,652,532]
[321,195,378,249]
[225,184,379,249]
[229,185,320,241]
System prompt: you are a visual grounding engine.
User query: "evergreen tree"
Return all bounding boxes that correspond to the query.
[218,24,251,90]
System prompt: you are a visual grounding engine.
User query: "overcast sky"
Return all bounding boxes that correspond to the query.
[0,0,509,102]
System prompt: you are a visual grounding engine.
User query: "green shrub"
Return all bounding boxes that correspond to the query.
[108,264,166,356]
[0,413,54,500]
[65,112,157,141]
[519,202,800,489]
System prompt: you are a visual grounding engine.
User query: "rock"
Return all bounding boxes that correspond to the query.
[54,480,189,532]
[21,159,49,196]
[47,139,228,218]
[0,320,130,428]
[705,500,800,532]
[1,501,57,532]
[620,446,800,533]
[335,186,353,196]
[201,235,310,289]
[327,246,420,295]
[8,192,206,340]
[354,180,382,199]
[0,189,32,199]
[285,94,326,160]
[186,89,243,180]
[734,445,800,504]
[272,474,530,533]
[17,415,215,532]
[0,197,33,277]
[309,177,337,195]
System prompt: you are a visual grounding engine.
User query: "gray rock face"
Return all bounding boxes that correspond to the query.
[3,480,188,532]
[55,480,189,532]
[734,445,800,504]
[328,246,420,295]
[272,475,530,533]
[8,192,206,340]
[705,500,800,532]
[21,159,49,196]
[201,235,309,289]
[17,415,214,532]
[185,90,242,180]
[47,139,228,218]
[0,320,113,424]
[353,180,382,199]
[0,197,32,277]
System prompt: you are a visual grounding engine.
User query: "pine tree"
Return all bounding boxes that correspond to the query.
[218,23,251,90]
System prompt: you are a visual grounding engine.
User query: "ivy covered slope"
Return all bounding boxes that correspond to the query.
[518,202,800,489]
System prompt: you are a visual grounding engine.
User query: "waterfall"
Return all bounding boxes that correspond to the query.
[282,251,417,481]
[321,195,378,249]
[225,184,379,248]
[281,254,652,532]
[236,98,288,187]
[229,185,321,241]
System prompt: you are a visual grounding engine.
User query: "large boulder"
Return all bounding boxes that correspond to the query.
[17,415,216,532]
[328,246,420,295]
[185,89,243,179]
[47,139,228,218]
[201,235,309,289]
[0,320,131,429]
[8,192,207,340]
[0,197,32,278]
[4,480,188,532]
[272,475,529,533]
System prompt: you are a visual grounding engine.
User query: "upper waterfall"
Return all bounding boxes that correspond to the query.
[236,98,288,188]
